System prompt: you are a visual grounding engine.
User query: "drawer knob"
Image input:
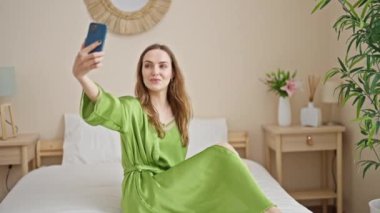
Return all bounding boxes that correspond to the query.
[306,135,313,146]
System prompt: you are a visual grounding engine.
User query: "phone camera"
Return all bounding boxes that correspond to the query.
[90,24,97,32]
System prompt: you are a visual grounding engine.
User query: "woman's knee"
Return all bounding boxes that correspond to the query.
[215,143,238,155]
[216,142,233,149]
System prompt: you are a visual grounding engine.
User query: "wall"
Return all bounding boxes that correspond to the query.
[2,1,374,212]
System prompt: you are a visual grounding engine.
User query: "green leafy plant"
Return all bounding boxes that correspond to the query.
[263,69,298,97]
[313,0,380,177]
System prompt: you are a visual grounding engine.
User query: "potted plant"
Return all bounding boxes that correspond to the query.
[313,0,380,211]
[262,69,298,126]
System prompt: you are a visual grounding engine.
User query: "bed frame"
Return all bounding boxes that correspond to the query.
[36,131,249,168]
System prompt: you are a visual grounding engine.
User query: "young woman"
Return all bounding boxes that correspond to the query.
[72,42,281,213]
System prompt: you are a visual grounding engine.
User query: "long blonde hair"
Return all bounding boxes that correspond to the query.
[135,44,192,146]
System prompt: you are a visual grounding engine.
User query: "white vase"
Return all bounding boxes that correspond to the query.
[300,102,322,127]
[370,199,380,213]
[278,96,291,126]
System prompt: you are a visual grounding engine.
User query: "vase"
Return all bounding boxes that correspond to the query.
[300,102,322,127]
[278,96,291,126]
[370,199,380,213]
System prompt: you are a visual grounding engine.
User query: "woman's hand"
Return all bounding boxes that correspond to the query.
[72,41,104,102]
[72,41,105,80]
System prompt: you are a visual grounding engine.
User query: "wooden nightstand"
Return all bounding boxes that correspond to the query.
[0,133,40,176]
[262,125,345,213]
[228,131,249,158]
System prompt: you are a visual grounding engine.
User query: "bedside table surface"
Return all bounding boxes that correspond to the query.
[262,124,345,134]
[0,133,40,146]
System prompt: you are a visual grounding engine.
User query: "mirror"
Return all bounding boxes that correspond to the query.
[111,0,149,12]
[84,0,171,35]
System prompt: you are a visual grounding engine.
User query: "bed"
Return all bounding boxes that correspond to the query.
[0,114,311,213]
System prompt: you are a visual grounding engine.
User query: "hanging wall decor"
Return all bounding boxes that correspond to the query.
[84,0,171,35]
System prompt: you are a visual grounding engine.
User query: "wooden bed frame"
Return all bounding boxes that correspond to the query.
[36,131,248,167]
[36,131,249,168]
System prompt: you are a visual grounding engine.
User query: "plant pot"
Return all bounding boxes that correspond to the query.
[370,199,380,213]
[278,97,291,126]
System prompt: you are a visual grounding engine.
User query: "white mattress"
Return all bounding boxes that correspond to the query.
[0,160,311,213]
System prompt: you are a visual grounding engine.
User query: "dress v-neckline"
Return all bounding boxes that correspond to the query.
[161,119,175,127]
[161,119,176,132]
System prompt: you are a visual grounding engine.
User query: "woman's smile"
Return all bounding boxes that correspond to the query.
[149,78,161,84]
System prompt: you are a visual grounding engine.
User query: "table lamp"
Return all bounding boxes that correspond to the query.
[322,80,339,125]
[0,67,17,140]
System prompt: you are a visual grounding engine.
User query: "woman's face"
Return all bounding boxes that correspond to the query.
[142,49,173,94]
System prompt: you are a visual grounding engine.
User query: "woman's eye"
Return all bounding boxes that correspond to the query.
[144,64,151,68]
[160,64,167,69]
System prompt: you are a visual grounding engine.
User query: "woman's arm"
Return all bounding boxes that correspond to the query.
[72,41,104,102]
[72,41,130,132]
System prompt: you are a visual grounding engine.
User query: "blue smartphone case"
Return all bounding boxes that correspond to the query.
[84,22,107,53]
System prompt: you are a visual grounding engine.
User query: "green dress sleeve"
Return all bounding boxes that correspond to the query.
[80,84,129,132]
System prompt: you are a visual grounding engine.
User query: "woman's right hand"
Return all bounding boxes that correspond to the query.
[72,41,105,80]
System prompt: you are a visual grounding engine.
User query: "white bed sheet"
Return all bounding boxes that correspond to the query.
[0,160,311,213]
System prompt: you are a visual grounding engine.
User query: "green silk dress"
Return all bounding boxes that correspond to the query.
[80,86,274,213]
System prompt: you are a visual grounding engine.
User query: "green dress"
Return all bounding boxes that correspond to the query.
[80,86,274,213]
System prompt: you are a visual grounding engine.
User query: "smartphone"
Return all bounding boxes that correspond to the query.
[84,22,107,53]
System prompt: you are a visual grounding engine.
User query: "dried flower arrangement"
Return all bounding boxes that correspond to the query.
[307,75,320,102]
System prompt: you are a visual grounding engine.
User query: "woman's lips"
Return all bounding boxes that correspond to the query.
[150,79,161,84]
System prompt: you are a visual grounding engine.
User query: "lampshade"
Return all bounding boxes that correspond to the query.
[322,80,339,103]
[0,67,16,97]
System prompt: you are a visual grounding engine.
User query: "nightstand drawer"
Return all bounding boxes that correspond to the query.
[0,143,36,165]
[282,133,337,152]
[0,147,22,164]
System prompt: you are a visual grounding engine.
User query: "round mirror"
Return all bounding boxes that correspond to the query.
[110,0,149,12]
[84,0,171,35]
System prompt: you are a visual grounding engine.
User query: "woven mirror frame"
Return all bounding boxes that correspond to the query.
[84,0,171,35]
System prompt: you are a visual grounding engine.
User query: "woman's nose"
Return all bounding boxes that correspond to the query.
[152,65,159,75]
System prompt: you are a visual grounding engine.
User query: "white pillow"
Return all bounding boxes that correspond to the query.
[62,113,121,165]
[185,118,228,159]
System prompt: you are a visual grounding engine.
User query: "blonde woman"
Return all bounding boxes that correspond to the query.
[72,42,281,213]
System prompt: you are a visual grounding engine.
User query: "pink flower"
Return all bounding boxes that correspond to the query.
[281,80,298,97]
